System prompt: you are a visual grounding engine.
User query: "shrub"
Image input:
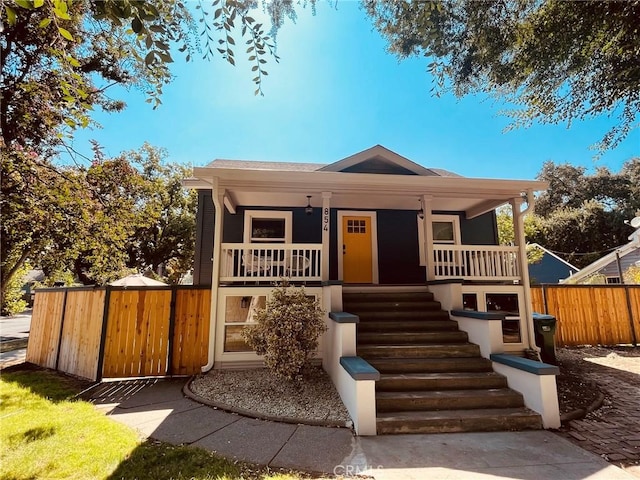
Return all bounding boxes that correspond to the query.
[624,265,640,284]
[242,282,326,383]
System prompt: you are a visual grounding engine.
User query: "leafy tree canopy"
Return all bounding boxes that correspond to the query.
[0,143,196,310]
[365,0,640,153]
[529,158,639,268]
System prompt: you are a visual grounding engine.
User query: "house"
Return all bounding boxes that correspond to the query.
[186,145,559,434]
[562,230,640,284]
[528,243,580,284]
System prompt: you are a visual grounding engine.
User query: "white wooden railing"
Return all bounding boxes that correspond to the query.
[220,243,322,282]
[433,245,521,281]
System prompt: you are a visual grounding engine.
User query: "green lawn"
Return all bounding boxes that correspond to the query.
[0,368,317,480]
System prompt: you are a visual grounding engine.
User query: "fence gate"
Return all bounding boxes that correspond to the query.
[28,286,211,381]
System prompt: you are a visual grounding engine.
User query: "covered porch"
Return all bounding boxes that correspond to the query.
[188,165,541,286]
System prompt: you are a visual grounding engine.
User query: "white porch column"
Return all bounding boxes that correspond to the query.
[422,194,435,280]
[203,180,225,372]
[322,192,332,282]
[510,196,538,353]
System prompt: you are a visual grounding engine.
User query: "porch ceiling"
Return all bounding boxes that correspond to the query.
[192,167,548,218]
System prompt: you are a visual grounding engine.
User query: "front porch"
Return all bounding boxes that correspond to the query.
[217,242,523,284]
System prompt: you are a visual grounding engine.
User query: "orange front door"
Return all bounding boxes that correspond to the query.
[342,216,373,283]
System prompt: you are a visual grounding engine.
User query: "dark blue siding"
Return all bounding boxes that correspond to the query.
[377,210,426,284]
[340,158,418,175]
[528,254,579,284]
[461,211,498,245]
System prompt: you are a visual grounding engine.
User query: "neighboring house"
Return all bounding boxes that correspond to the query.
[528,243,579,284]
[186,145,558,434]
[562,230,640,284]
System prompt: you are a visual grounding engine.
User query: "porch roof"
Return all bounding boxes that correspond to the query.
[189,166,548,219]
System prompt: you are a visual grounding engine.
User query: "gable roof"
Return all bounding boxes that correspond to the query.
[318,145,460,177]
[204,145,461,177]
[561,235,640,283]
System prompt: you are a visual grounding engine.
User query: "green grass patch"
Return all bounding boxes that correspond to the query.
[0,368,321,480]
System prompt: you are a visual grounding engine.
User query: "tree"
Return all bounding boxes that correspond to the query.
[495,206,544,264]
[1,0,279,145]
[624,265,640,285]
[1,143,196,310]
[1,147,89,307]
[123,144,197,284]
[529,158,639,268]
[365,0,640,153]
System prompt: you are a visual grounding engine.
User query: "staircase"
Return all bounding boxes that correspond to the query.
[344,288,542,434]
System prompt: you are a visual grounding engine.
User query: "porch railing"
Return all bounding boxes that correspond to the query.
[220,243,322,282]
[433,245,521,281]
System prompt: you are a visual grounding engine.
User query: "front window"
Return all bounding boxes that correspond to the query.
[243,210,292,244]
[433,221,455,243]
[417,214,461,266]
[251,218,286,242]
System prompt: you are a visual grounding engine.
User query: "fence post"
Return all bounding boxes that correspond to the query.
[54,289,69,371]
[625,285,637,346]
[541,284,549,315]
[95,286,112,382]
[166,286,178,376]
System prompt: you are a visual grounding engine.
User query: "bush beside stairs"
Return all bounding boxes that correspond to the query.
[344,289,543,434]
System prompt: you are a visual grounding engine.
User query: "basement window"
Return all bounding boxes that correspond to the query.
[460,291,522,344]
[223,295,266,352]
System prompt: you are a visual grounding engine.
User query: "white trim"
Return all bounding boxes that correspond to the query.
[337,211,379,284]
[243,210,292,244]
[192,168,548,220]
[418,214,461,266]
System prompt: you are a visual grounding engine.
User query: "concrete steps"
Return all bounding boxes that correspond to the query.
[376,408,543,435]
[345,289,542,434]
[358,343,481,359]
[376,389,525,412]
[357,319,460,333]
[377,372,508,391]
[366,356,494,374]
[358,331,469,345]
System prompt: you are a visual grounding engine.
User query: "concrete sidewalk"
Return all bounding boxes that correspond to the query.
[0,348,27,369]
[85,378,635,479]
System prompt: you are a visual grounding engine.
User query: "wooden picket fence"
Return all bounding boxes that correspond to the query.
[531,285,640,347]
[26,285,211,381]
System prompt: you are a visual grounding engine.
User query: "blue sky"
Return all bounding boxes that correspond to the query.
[69,1,638,180]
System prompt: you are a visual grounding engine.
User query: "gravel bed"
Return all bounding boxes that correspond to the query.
[189,366,352,427]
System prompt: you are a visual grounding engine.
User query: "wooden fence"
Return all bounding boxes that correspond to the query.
[531,285,640,347]
[26,286,210,381]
